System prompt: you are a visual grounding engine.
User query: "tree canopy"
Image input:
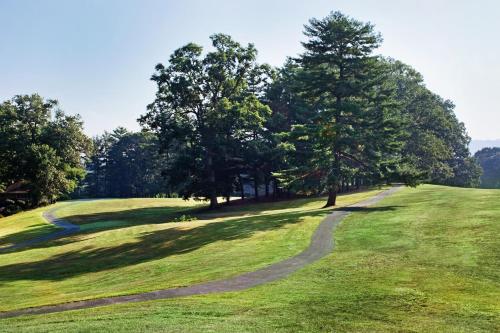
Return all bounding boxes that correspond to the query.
[138,11,480,208]
[83,128,169,198]
[0,94,91,205]
[140,34,272,208]
[1,11,481,213]
[386,60,481,187]
[475,147,500,188]
[270,12,412,206]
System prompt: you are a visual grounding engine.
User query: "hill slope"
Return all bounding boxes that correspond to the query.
[1,185,499,332]
[0,190,382,312]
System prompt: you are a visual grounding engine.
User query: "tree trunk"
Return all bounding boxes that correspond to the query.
[324,186,338,207]
[254,174,259,200]
[238,174,245,200]
[265,177,270,197]
[207,154,218,209]
[209,192,218,209]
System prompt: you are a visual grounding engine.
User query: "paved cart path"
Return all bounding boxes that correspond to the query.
[0,187,400,319]
[0,205,80,253]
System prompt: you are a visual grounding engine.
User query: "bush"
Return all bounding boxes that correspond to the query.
[154,193,180,198]
[0,199,34,217]
[5,204,22,216]
[173,214,197,222]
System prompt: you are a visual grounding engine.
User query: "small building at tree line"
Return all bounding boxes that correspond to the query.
[0,180,33,201]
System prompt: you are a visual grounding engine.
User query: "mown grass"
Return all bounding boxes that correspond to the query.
[1,185,498,332]
[0,205,62,249]
[0,189,383,313]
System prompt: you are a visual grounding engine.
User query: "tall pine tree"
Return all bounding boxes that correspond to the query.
[283,12,405,206]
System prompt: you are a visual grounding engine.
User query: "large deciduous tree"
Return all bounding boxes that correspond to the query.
[387,60,481,187]
[140,34,271,208]
[0,94,92,204]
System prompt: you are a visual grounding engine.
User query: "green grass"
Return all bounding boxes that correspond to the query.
[0,205,61,249]
[0,189,382,313]
[1,185,499,332]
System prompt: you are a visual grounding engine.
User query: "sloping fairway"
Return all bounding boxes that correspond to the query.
[0,189,383,314]
[0,205,62,250]
[1,185,498,332]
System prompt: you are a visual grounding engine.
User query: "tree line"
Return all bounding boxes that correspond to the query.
[138,11,480,208]
[474,148,500,188]
[0,11,483,214]
[82,128,169,198]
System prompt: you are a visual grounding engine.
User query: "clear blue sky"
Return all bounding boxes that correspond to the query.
[1,0,498,139]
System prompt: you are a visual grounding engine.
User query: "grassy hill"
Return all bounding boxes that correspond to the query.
[0,185,499,332]
[0,189,382,312]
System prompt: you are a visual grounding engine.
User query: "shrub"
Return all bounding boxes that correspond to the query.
[5,204,22,216]
[173,214,197,222]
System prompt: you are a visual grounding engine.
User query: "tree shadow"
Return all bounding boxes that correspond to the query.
[0,208,329,282]
[0,199,404,256]
[0,182,403,269]
[0,196,331,253]
[336,206,403,213]
[0,205,202,253]
[0,225,59,249]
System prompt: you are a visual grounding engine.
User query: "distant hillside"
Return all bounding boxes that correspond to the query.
[470,139,500,153]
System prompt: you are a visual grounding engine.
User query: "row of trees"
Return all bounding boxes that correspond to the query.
[475,148,500,188]
[1,11,482,211]
[139,12,480,208]
[83,128,169,198]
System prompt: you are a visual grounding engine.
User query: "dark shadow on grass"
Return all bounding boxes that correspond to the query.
[0,205,203,253]
[0,188,389,254]
[0,225,59,249]
[0,196,333,253]
[336,206,403,213]
[0,208,329,282]
[64,206,200,225]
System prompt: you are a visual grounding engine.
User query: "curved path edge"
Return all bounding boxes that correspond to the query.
[0,205,80,253]
[0,207,80,253]
[0,187,400,319]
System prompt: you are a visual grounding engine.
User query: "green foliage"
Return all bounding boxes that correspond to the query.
[0,94,92,205]
[1,11,480,211]
[89,12,483,206]
[140,34,272,208]
[271,12,408,205]
[82,129,169,198]
[387,60,481,187]
[475,147,500,188]
[173,214,197,222]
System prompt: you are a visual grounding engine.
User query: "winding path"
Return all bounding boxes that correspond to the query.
[0,187,399,319]
[0,205,80,253]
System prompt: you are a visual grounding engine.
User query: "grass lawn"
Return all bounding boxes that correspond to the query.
[1,185,499,332]
[0,205,63,250]
[0,188,383,313]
